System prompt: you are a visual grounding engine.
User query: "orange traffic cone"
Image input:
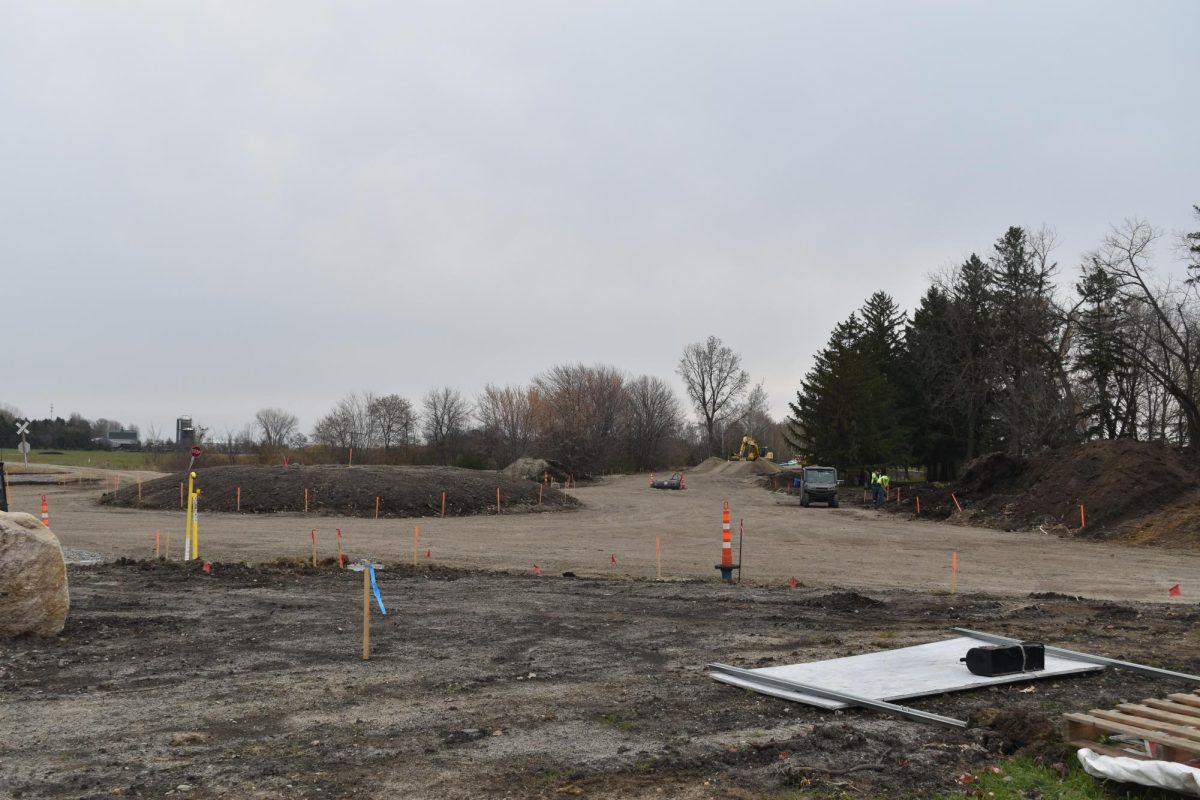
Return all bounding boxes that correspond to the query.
[40,495,49,527]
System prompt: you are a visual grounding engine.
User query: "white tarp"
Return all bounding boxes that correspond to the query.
[1078,748,1200,796]
[710,636,1102,709]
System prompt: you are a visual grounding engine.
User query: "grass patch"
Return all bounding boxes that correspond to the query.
[938,757,1179,799]
[1,449,162,470]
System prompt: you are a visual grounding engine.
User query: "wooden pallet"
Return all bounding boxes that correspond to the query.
[1065,689,1200,764]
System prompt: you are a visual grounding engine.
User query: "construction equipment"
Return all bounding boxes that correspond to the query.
[730,436,773,462]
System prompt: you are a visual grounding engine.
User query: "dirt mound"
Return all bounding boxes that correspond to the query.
[956,452,1028,493]
[1123,491,1200,548]
[694,459,782,477]
[99,465,580,518]
[501,457,570,483]
[689,457,726,474]
[879,440,1200,545]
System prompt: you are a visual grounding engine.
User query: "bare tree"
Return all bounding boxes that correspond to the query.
[677,335,750,456]
[255,407,299,448]
[476,384,536,466]
[422,387,471,465]
[1096,220,1200,450]
[532,364,627,473]
[623,375,681,470]
[371,394,417,453]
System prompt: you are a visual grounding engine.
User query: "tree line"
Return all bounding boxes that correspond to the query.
[0,407,139,451]
[788,208,1200,479]
[1,337,789,474]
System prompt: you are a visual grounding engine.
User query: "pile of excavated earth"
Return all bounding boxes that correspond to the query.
[690,455,782,476]
[870,439,1200,549]
[99,464,580,518]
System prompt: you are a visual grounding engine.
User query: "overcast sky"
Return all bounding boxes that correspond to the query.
[2,1,1197,437]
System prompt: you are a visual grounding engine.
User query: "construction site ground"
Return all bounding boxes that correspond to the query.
[3,467,1199,799]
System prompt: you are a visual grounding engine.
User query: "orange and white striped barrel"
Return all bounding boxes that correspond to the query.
[40,495,49,527]
[720,500,732,568]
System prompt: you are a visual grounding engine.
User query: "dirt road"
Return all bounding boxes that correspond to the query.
[8,471,1198,602]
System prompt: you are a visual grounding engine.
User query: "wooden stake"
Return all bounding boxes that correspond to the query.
[655,535,661,579]
[349,447,354,467]
[336,528,344,569]
[304,487,309,513]
[236,486,241,512]
[154,528,160,559]
[496,487,501,514]
[138,478,142,502]
[951,551,958,594]
[1079,503,1086,529]
[413,526,419,567]
[311,529,317,567]
[441,491,446,518]
[538,483,543,505]
[362,568,370,661]
[916,496,921,514]
[375,495,380,519]
[951,493,963,512]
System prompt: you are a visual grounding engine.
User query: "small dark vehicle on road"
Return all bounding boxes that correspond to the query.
[651,472,685,490]
[799,465,839,507]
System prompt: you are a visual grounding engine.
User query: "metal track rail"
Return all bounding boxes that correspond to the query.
[706,662,967,729]
[953,628,1200,683]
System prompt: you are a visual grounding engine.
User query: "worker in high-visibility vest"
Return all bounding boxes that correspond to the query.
[870,470,882,505]
[879,472,891,503]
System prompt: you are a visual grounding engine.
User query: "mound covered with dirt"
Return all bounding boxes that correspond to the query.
[99,465,581,518]
[878,439,1200,544]
[501,457,571,483]
[689,456,726,474]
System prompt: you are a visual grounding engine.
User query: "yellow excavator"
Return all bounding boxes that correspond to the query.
[730,435,773,462]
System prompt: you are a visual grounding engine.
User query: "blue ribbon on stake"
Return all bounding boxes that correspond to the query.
[368,565,386,615]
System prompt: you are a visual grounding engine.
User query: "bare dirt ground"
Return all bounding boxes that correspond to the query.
[11,471,1198,601]
[2,471,1199,799]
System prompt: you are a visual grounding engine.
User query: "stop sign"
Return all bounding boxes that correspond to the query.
[190,446,202,458]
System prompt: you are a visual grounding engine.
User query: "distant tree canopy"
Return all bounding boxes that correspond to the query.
[788,211,1200,478]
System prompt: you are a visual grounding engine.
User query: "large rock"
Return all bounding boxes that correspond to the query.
[0,511,70,637]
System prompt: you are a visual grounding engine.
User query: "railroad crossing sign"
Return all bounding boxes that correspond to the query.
[15,419,30,465]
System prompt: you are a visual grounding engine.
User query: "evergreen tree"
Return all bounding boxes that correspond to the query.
[787,310,906,471]
[949,254,996,459]
[1074,261,1137,438]
[988,227,1072,453]
[904,285,963,479]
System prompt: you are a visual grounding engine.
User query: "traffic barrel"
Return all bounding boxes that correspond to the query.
[40,495,49,527]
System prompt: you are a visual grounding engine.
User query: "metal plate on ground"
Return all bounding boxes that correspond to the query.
[710,637,1103,709]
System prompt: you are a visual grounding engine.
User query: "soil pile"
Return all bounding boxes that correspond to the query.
[99,465,580,518]
[692,458,781,477]
[501,457,570,483]
[874,440,1200,544]
[689,456,726,474]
